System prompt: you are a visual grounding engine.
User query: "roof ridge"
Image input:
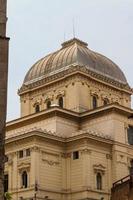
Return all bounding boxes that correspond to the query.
[61,37,88,49]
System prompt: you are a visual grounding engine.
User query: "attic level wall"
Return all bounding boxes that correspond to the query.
[19,75,131,117]
[6,115,79,139]
[81,112,130,144]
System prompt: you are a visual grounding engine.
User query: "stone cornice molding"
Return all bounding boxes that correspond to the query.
[81,103,133,118]
[41,150,59,157]
[6,103,133,130]
[5,126,114,149]
[18,65,132,96]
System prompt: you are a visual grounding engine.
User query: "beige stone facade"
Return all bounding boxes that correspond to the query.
[5,38,133,200]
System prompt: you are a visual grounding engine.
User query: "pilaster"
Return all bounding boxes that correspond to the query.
[81,149,92,189]
[30,146,40,187]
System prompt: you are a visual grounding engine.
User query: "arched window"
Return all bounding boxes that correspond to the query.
[93,96,97,109]
[22,171,28,188]
[47,101,51,109]
[103,98,109,106]
[35,104,40,113]
[96,173,102,190]
[59,97,63,108]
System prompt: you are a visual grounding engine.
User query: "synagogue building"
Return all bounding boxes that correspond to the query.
[5,37,133,200]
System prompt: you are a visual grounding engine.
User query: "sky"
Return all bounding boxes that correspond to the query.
[7,0,133,121]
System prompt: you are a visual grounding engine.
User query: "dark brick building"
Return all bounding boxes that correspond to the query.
[111,163,133,200]
[0,0,9,199]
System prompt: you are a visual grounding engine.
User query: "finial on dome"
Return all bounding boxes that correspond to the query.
[61,38,88,49]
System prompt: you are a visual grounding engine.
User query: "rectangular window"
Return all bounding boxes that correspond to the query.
[127,126,133,145]
[73,151,79,160]
[4,174,8,192]
[19,150,23,158]
[26,149,30,157]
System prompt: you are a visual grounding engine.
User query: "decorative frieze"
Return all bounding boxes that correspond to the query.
[42,151,60,166]
[42,159,59,166]
[19,65,131,95]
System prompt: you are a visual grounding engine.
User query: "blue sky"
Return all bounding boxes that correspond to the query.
[7,0,133,121]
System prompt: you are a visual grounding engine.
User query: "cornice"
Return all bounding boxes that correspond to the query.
[65,131,113,145]
[6,103,133,131]
[5,128,66,145]
[18,65,132,96]
[6,107,79,131]
[80,103,133,120]
[5,127,113,147]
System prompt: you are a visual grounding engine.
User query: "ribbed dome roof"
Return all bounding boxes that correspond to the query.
[24,38,127,85]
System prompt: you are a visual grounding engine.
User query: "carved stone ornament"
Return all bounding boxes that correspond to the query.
[90,90,100,98]
[55,90,65,99]
[101,94,111,101]
[31,146,40,152]
[44,94,54,102]
[42,159,60,166]
[32,98,42,107]
[81,148,92,155]
[61,153,71,158]
[18,162,30,171]
[93,164,106,174]
[116,154,127,165]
